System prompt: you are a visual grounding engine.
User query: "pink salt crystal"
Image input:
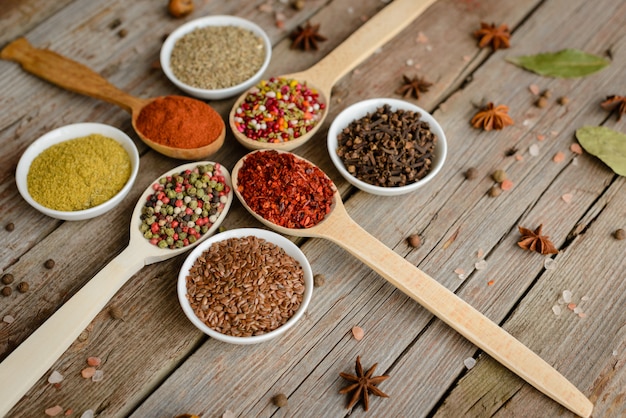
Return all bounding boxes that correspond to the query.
[553,151,566,163]
[87,356,101,367]
[536,134,546,141]
[91,370,104,382]
[80,410,94,418]
[570,143,583,154]
[515,154,524,161]
[45,405,64,416]
[81,367,96,379]
[2,315,14,324]
[223,411,236,418]
[463,357,476,369]
[567,303,577,311]
[476,248,484,258]
[351,326,365,341]
[529,144,540,156]
[528,84,540,95]
[561,193,573,203]
[552,305,562,315]
[48,371,64,384]
[578,312,587,318]
[562,290,573,303]
[474,260,487,270]
[416,31,429,43]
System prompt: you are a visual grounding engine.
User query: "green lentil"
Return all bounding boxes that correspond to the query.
[170,25,266,90]
[27,134,131,211]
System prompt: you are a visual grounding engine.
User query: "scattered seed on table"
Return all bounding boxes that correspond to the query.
[487,186,501,197]
[48,371,64,384]
[464,167,478,180]
[313,273,326,287]
[272,393,288,408]
[553,151,566,163]
[570,143,583,154]
[561,193,573,203]
[44,259,55,269]
[92,369,104,382]
[44,405,64,417]
[3,315,15,324]
[557,96,569,105]
[407,234,422,248]
[17,282,29,293]
[352,326,365,341]
[81,367,96,379]
[529,144,540,156]
[87,356,101,367]
[614,229,625,240]
[491,169,507,183]
[1,287,12,297]
[109,306,124,320]
[500,179,513,191]
[5,222,14,232]
[1,273,14,285]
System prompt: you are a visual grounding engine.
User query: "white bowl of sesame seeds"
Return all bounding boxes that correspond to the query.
[161,15,272,100]
[178,228,313,344]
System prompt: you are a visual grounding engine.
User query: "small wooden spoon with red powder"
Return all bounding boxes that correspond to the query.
[1,38,225,160]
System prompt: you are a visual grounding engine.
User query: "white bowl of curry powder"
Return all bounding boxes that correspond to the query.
[16,122,140,221]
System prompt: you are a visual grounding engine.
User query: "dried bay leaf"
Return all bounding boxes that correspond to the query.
[576,126,626,176]
[506,49,609,78]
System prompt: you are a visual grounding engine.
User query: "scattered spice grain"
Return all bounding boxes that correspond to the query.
[535,96,548,108]
[17,282,29,293]
[470,102,513,131]
[139,163,229,249]
[570,143,583,154]
[27,134,131,212]
[500,179,514,191]
[339,356,390,411]
[1,273,14,285]
[518,225,558,255]
[135,96,224,149]
[407,234,422,248]
[44,259,55,269]
[491,169,507,183]
[352,325,365,341]
[237,150,334,228]
[272,393,289,408]
[553,151,566,163]
[290,21,327,50]
[109,306,124,320]
[1,286,11,297]
[487,186,501,197]
[313,273,326,287]
[336,104,438,188]
[557,96,569,105]
[233,77,325,142]
[170,26,265,89]
[464,167,479,180]
[474,22,511,51]
[614,229,625,240]
[5,222,14,232]
[185,235,305,337]
[168,0,194,18]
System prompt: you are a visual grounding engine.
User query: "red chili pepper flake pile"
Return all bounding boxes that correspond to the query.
[140,163,230,248]
[237,150,335,228]
[233,77,325,142]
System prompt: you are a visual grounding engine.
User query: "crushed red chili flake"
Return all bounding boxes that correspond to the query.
[237,150,335,228]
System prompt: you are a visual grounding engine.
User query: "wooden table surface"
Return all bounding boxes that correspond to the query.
[1,0,625,417]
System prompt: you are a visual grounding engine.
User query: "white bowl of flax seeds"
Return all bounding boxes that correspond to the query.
[161,15,272,100]
[178,228,313,344]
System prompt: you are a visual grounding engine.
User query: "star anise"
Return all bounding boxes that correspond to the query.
[600,95,626,121]
[474,22,511,51]
[518,225,558,255]
[471,102,514,131]
[395,74,432,100]
[290,21,327,51]
[339,356,389,411]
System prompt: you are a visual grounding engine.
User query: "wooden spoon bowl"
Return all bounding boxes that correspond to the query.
[0,161,233,416]
[229,0,437,152]
[1,38,225,160]
[231,150,593,418]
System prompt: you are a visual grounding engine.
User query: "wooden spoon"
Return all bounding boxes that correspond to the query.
[231,150,594,418]
[0,38,225,160]
[229,0,437,151]
[0,162,233,417]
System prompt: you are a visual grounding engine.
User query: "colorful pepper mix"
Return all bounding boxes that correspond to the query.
[232,77,325,142]
[237,150,335,228]
[140,163,230,249]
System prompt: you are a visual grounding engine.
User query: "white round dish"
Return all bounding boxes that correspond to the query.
[178,227,313,344]
[160,15,272,100]
[327,98,447,196]
[15,122,140,221]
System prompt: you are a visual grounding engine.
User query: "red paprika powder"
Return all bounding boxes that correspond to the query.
[237,150,335,228]
[135,95,224,149]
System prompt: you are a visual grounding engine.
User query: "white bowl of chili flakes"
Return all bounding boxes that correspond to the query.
[178,228,313,344]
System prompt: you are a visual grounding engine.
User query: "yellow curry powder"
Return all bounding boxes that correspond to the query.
[27,134,131,211]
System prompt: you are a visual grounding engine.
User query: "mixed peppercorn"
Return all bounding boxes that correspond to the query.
[232,77,325,142]
[140,163,229,249]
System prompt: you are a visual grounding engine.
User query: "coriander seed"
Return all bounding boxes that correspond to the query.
[1,286,11,297]
[557,96,569,105]
[44,259,55,269]
[272,393,288,408]
[491,169,507,183]
[488,186,501,197]
[407,234,422,248]
[614,229,625,240]
[464,167,478,180]
[1,273,14,285]
[535,96,548,108]
[17,282,29,293]
[313,273,326,287]
[5,222,14,232]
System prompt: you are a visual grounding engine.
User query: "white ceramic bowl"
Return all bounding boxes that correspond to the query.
[178,228,313,344]
[15,122,140,221]
[327,98,447,196]
[161,15,272,100]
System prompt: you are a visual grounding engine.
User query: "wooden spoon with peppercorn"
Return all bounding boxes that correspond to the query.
[231,150,593,418]
[229,0,437,152]
[0,162,233,417]
[1,38,225,160]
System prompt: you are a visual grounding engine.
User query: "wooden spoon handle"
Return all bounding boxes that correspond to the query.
[1,37,146,113]
[318,210,593,418]
[298,0,436,92]
[0,247,145,417]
